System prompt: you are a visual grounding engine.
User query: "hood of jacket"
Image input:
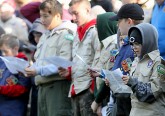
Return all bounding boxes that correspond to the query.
[128,23,158,59]
[28,18,47,45]
[97,12,118,42]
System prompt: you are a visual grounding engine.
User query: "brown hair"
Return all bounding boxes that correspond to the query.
[132,20,143,25]
[0,34,19,48]
[69,0,91,7]
[39,0,63,17]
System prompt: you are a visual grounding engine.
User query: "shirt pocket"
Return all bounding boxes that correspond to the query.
[82,41,92,56]
[140,65,153,82]
[45,42,57,57]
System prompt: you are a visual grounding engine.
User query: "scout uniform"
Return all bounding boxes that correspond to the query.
[34,21,76,116]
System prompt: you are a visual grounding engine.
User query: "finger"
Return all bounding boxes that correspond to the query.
[58,67,65,70]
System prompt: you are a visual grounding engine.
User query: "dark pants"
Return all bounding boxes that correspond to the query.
[116,97,131,116]
[38,80,72,116]
[71,89,97,116]
[30,85,38,116]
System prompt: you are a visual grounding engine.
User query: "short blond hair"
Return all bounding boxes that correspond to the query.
[69,0,91,7]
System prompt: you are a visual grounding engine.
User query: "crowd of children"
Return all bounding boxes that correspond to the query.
[0,0,164,116]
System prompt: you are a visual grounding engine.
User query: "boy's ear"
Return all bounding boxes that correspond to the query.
[127,18,134,25]
[14,46,19,52]
[56,13,62,19]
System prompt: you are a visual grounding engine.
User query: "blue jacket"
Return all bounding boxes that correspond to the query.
[0,58,31,116]
[151,2,165,59]
[112,37,134,75]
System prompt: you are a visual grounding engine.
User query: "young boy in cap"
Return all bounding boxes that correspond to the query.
[108,3,144,116]
[122,23,165,116]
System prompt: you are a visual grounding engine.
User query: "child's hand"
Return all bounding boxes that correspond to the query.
[122,75,129,84]
[88,68,100,78]
[58,67,69,77]
[24,67,37,77]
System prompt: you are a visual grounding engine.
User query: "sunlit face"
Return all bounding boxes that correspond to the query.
[131,42,142,57]
[0,44,17,56]
[69,2,90,26]
[40,9,60,30]
[118,19,130,36]
[119,35,127,46]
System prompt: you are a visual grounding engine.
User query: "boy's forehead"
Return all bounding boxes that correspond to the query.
[69,2,86,12]
[40,9,50,15]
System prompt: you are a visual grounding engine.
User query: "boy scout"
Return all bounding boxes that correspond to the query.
[122,23,165,116]
[25,0,76,116]
[58,0,100,115]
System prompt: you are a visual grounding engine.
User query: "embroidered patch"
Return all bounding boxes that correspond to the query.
[6,75,18,86]
[64,34,74,41]
[157,64,165,76]
[110,49,118,56]
[110,56,115,62]
[147,60,153,68]
[121,58,132,72]
[109,49,118,62]
[0,69,4,78]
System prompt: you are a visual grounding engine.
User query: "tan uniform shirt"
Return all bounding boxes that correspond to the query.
[34,29,73,85]
[69,26,100,97]
[92,34,117,89]
[129,50,165,116]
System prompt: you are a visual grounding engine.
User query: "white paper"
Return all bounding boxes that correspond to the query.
[42,56,74,68]
[104,68,132,93]
[0,56,29,74]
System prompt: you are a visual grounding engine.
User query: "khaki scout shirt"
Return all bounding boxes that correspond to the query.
[92,34,117,89]
[34,29,73,85]
[129,50,165,116]
[69,26,100,97]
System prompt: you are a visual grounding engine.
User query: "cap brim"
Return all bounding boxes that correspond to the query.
[109,15,119,21]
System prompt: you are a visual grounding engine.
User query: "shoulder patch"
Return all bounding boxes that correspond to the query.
[64,34,74,41]
[121,58,132,72]
[6,75,18,86]
[157,64,165,75]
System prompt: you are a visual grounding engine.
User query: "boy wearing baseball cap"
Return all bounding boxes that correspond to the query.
[122,23,165,116]
[108,3,144,116]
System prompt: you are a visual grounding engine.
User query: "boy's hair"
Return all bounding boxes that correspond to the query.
[0,34,19,48]
[133,20,143,25]
[39,0,63,18]
[123,18,143,25]
[69,0,91,7]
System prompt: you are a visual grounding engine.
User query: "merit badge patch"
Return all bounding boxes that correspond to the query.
[6,76,18,86]
[0,69,4,78]
[147,60,153,68]
[121,58,132,72]
[157,64,165,77]
[110,49,118,62]
[64,34,74,41]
